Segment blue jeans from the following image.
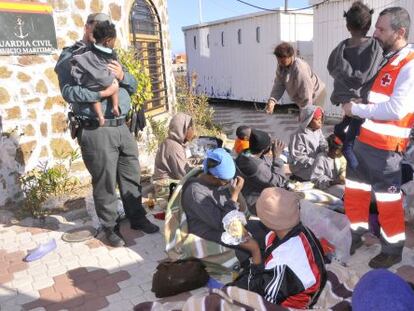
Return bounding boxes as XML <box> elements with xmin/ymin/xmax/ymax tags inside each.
<box><xmin>334</xmin><ymin>116</ymin><xmax>364</xmax><ymax>169</ymax></box>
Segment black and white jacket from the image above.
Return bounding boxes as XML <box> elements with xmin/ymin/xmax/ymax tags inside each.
<box><xmin>246</xmin><ymin>223</ymin><xmax>327</xmax><ymax>309</ymax></box>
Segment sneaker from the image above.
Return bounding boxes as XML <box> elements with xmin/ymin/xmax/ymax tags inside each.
<box><xmin>350</xmin><ymin>236</ymin><xmax>364</xmax><ymax>255</ymax></box>
<box><xmin>368</xmin><ymin>252</ymin><xmax>402</xmax><ymax>269</ymax></box>
<box><xmin>104</xmin><ymin>228</ymin><xmax>125</xmax><ymax>247</ymax></box>
<box><xmin>130</xmin><ymin>217</ymin><xmax>160</xmax><ymax>234</ymax></box>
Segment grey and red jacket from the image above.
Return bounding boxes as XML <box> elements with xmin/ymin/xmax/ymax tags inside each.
<box><xmin>246</xmin><ymin>223</ymin><xmax>327</xmax><ymax>309</ymax></box>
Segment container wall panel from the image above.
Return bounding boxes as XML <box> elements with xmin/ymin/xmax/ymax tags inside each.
<box><xmin>184</xmin><ymin>12</ymin><xmax>313</xmax><ymax>105</ymax></box>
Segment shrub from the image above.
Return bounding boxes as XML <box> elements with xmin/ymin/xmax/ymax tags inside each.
<box><xmin>144</xmin><ymin>74</ymin><xmax>223</xmax><ymax>155</ymax></box>
<box><xmin>19</xmin><ymin>151</ymin><xmax>81</xmax><ymax>218</ymax></box>
<box><xmin>175</xmin><ymin>74</ymin><xmax>221</xmax><ymax>137</ymax></box>
<box><xmin>117</xmin><ymin>48</ymin><xmax>152</xmax><ymax>111</ymax></box>
<box><xmin>146</xmin><ymin>116</ymin><xmax>168</xmax><ymax>154</ymax></box>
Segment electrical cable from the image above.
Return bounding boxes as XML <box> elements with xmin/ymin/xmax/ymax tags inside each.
<box><xmin>234</xmin><ymin>0</ymin><xmax>278</xmax><ymax>11</ymax></box>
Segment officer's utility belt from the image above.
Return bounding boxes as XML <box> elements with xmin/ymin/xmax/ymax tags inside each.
<box><xmin>80</xmin><ymin>117</ymin><xmax>126</xmax><ymax>128</ymax></box>
<box><xmin>68</xmin><ymin>112</ymin><xmax>126</xmax><ymax>139</ymax></box>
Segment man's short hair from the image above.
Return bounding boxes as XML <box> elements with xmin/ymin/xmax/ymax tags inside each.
<box><xmin>273</xmin><ymin>42</ymin><xmax>295</xmax><ymax>58</ymax></box>
<box><xmin>379</xmin><ymin>7</ymin><xmax>411</xmax><ymax>39</ymax></box>
<box><xmin>86</xmin><ymin>13</ymin><xmax>111</xmax><ymax>25</ymax></box>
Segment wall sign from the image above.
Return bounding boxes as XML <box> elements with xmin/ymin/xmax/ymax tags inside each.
<box><xmin>0</xmin><ymin>1</ymin><xmax>57</xmax><ymax>55</ymax></box>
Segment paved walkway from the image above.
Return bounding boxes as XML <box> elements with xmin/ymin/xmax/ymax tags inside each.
<box><xmin>0</xmin><ymin>104</ymin><xmax>413</xmax><ymax>310</ymax></box>
<box><xmin>0</xmin><ymin>210</ymin><xmax>165</xmax><ymax>311</ymax></box>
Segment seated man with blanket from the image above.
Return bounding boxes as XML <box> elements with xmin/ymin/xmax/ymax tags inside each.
<box><xmin>164</xmin><ymin>148</ymin><xmax>245</xmax><ymax>273</ymax></box>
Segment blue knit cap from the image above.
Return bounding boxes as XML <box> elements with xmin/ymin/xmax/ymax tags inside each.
<box><xmin>203</xmin><ymin>148</ymin><xmax>235</xmax><ymax>180</ymax></box>
<box><xmin>353</xmin><ymin>269</ymin><xmax>414</xmax><ymax>311</ymax></box>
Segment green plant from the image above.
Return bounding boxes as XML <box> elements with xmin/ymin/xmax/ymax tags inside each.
<box><xmin>146</xmin><ymin>116</ymin><xmax>168</xmax><ymax>154</ymax></box>
<box><xmin>175</xmin><ymin>74</ymin><xmax>222</xmax><ymax>137</ymax></box>
<box><xmin>117</xmin><ymin>48</ymin><xmax>152</xmax><ymax>111</ymax></box>
<box><xmin>19</xmin><ymin>150</ymin><xmax>81</xmax><ymax>218</ymax></box>
<box><xmin>143</xmin><ymin>73</ymin><xmax>223</xmax><ymax>154</ymax></box>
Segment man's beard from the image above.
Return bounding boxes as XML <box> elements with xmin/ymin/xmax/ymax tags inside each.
<box><xmin>381</xmin><ymin>42</ymin><xmax>393</xmax><ymax>54</ymax></box>
<box><xmin>378</xmin><ymin>37</ymin><xmax>396</xmax><ymax>54</ymax></box>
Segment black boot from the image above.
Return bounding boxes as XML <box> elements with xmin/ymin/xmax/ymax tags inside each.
<box><xmin>368</xmin><ymin>252</ymin><xmax>402</xmax><ymax>269</ymax></box>
<box><xmin>104</xmin><ymin>227</ymin><xmax>125</xmax><ymax>247</ymax></box>
<box><xmin>130</xmin><ymin>217</ymin><xmax>159</xmax><ymax>234</ymax></box>
<box><xmin>369</xmin><ymin>239</ymin><xmax>404</xmax><ymax>268</ymax></box>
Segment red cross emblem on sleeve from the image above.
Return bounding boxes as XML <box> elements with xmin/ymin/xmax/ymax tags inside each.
<box><xmin>381</xmin><ymin>73</ymin><xmax>392</xmax><ymax>86</ymax></box>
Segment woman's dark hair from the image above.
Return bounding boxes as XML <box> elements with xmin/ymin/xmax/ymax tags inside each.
<box><xmin>273</xmin><ymin>42</ymin><xmax>295</xmax><ymax>58</ymax></box>
<box><xmin>343</xmin><ymin>1</ymin><xmax>374</xmax><ymax>36</ymax></box>
<box><xmin>93</xmin><ymin>21</ymin><xmax>116</xmax><ymax>43</ymax></box>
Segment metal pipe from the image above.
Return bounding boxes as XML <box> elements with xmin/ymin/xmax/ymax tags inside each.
<box><xmin>285</xmin><ymin>0</ymin><xmax>288</xmax><ymax>12</ymax></box>
<box><xmin>199</xmin><ymin>0</ymin><xmax>203</xmax><ymax>23</ymax></box>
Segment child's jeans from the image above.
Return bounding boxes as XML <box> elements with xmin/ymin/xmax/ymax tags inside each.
<box><xmin>402</xmin><ymin>163</ymin><xmax>414</xmax><ymax>185</ymax></box>
<box><xmin>334</xmin><ymin>116</ymin><xmax>364</xmax><ymax>170</ymax></box>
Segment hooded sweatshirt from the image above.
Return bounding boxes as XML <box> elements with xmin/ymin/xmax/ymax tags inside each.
<box><xmin>236</xmin><ymin>152</ymin><xmax>286</xmax><ymax>215</ymax></box>
<box><xmin>310</xmin><ymin>154</ymin><xmax>343</xmax><ymax>190</ymax></box>
<box><xmin>153</xmin><ymin>113</ymin><xmax>192</xmax><ymax>180</ymax></box>
<box><xmin>71</xmin><ymin>43</ymin><xmax>118</xmax><ymax>91</ymax></box>
<box><xmin>327</xmin><ymin>37</ymin><xmax>383</xmax><ymax>105</ymax></box>
<box><xmin>288</xmin><ymin>106</ymin><xmax>328</xmax><ymax>181</ymax></box>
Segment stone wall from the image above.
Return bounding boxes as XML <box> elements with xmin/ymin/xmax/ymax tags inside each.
<box><xmin>0</xmin><ymin>0</ymin><xmax>176</xmax><ymax>207</ymax></box>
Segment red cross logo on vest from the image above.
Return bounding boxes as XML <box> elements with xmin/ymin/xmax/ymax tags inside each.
<box><xmin>381</xmin><ymin>73</ymin><xmax>392</xmax><ymax>86</ymax></box>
